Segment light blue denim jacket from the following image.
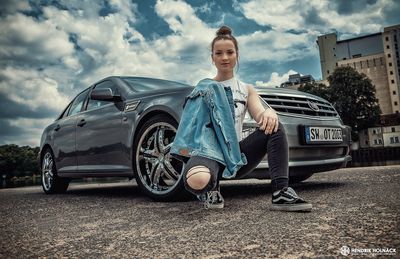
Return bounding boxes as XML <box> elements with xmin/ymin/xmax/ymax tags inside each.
<box><xmin>171</xmin><ymin>78</ymin><xmax>247</xmax><ymax>179</ymax></box>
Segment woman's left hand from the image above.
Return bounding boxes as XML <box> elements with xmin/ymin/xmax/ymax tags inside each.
<box><xmin>258</xmin><ymin>108</ymin><xmax>279</xmax><ymax>135</ymax></box>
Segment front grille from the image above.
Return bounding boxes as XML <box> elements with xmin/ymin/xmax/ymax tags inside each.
<box><xmin>260</xmin><ymin>94</ymin><xmax>338</xmax><ymax>117</ymax></box>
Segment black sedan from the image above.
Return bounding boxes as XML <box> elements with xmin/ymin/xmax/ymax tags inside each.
<box><xmin>39</xmin><ymin>76</ymin><xmax>351</xmax><ymax>200</ymax></box>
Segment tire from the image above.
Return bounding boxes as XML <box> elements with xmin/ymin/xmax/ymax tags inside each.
<box><xmin>41</xmin><ymin>148</ymin><xmax>70</xmax><ymax>194</ymax></box>
<box><xmin>289</xmin><ymin>173</ymin><xmax>313</xmax><ymax>184</ymax></box>
<box><xmin>133</xmin><ymin>114</ymin><xmax>186</xmax><ymax>201</ymax></box>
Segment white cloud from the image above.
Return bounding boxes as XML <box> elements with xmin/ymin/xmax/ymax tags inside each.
<box><xmin>0</xmin><ymin>67</ymin><xmax>70</xmax><ymax>112</ymax></box>
<box><xmin>237</xmin><ymin>30</ymin><xmax>318</xmax><ymax>62</ymax></box>
<box><xmin>241</xmin><ymin>0</ymin><xmax>303</xmax><ymax>32</ymax></box>
<box><xmin>240</xmin><ymin>0</ymin><xmax>391</xmax><ymax>35</ymax></box>
<box><xmin>255</xmin><ymin>70</ymin><xmax>298</xmax><ymax>87</ymax></box>
<box><xmin>0</xmin><ymin>13</ymin><xmax>76</xmax><ymax>63</ymax></box>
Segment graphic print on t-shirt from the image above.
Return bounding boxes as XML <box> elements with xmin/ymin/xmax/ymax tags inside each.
<box><xmin>220</xmin><ymin>77</ymin><xmax>248</xmax><ymax>140</ymax></box>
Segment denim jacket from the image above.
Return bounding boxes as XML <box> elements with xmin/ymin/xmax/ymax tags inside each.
<box><xmin>170</xmin><ymin>78</ymin><xmax>247</xmax><ymax>179</ymax></box>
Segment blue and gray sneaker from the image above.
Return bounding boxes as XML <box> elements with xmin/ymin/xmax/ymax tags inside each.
<box><xmin>271</xmin><ymin>187</ymin><xmax>312</xmax><ymax>212</ymax></box>
<box><xmin>198</xmin><ymin>187</ymin><xmax>224</xmax><ymax>209</ymax></box>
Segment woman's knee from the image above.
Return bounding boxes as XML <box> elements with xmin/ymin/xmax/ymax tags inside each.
<box><xmin>186</xmin><ymin>166</ymin><xmax>211</xmax><ymax>190</ymax></box>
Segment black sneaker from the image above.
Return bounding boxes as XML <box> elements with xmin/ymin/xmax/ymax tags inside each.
<box><xmin>271</xmin><ymin>187</ymin><xmax>312</xmax><ymax>212</ymax></box>
<box><xmin>198</xmin><ymin>187</ymin><xmax>225</xmax><ymax>209</ymax></box>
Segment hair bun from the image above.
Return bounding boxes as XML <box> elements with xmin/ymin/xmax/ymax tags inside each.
<box><xmin>216</xmin><ymin>26</ymin><xmax>232</xmax><ymax>36</ymax></box>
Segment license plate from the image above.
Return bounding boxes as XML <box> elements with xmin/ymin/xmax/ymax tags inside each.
<box><xmin>304</xmin><ymin>126</ymin><xmax>343</xmax><ymax>144</ymax></box>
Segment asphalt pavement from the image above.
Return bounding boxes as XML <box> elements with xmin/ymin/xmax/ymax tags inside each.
<box><xmin>0</xmin><ymin>165</ymin><xmax>399</xmax><ymax>258</ymax></box>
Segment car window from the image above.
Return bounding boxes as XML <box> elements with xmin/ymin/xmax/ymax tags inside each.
<box><xmin>86</xmin><ymin>80</ymin><xmax>118</xmax><ymax>111</ymax></box>
<box><xmin>67</xmin><ymin>89</ymin><xmax>90</xmax><ymax>116</ymax></box>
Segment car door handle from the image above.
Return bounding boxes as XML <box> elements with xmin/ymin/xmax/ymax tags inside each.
<box><xmin>54</xmin><ymin>124</ymin><xmax>61</xmax><ymax>131</ymax></box>
<box><xmin>77</xmin><ymin>119</ymin><xmax>86</xmax><ymax>127</ymax></box>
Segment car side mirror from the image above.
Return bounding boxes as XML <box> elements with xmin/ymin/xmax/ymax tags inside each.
<box><xmin>91</xmin><ymin>88</ymin><xmax>121</xmax><ymax>102</ymax></box>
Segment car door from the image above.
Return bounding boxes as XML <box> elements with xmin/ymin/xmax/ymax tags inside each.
<box><xmin>53</xmin><ymin>88</ymin><xmax>90</xmax><ymax>173</ymax></box>
<box><xmin>75</xmin><ymin>80</ymin><xmax>128</xmax><ymax>174</ymax></box>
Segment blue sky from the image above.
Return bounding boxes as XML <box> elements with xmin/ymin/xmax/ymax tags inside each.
<box><xmin>0</xmin><ymin>0</ymin><xmax>399</xmax><ymax>146</ymax></box>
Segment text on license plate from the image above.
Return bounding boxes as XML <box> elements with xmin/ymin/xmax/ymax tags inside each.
<box><xmin>305</xmin><ymin>126</ymin><xmax>343</xmax><ymax>143</ymax></box>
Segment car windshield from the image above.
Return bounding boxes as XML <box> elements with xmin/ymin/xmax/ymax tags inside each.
<box><xmin>121</xmin><ymin>77</ymin><xmax>191</xmax><ymax>93</ymax></box>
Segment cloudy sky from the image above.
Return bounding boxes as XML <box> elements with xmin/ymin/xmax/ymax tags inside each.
<box><xmin>0</xmin><ymin>0</ymin><xmax>399</xmax><ymax>147</ymax></box>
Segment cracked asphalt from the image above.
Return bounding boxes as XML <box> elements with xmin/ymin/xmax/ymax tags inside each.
<box><xmin>0</xmin><ymin>165</ymin><xmax>399</xmax><ymax>258</ymax></box>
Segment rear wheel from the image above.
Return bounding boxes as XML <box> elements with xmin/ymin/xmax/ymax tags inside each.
<box><xmin>134</xmin><ymin>114</ymin><xmax>185</xmax><ymax>201</ymax></box>
<box><xmin>41</xmin><ymin>148</ymin><xmax>70</xmax><ymax>194</ymax></box>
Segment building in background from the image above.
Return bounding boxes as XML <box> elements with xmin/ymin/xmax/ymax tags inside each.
<box><xmin>317</xmin><ymin>24</ymin><xmax>400</xmax><ymax>115</ymax></box>
<box><xmin>359</xmin><ymin>125</ymin><xmax>400</xmax><ymax>148</ymax></box>
<box><xmin>279</xmin><ymin>73</ymin><xmax>315</xmax><ymax>89</ymax></box>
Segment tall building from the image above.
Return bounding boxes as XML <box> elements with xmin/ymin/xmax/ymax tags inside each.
<box><xmin>317</xmin><ymin>25</ymin><xmax>400</xmax><ymax>115</ymax></box>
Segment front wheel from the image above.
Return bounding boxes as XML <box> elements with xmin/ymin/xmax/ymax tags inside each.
<box><xmin>41</xmin><ymin>149</ymin><xmax>70</xmax><ymax>194</ymax></box>
<box><xmin>133</xmin><ymin>114</ymin><xmax>186</xmax><ymax>201</ymax></box>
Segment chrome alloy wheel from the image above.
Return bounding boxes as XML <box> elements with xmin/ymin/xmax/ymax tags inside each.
<box><xmin>135</xmin><ymin>122</ymin><xmax>184</xmax><ymax>195</ymax></box>
<box><xmin>42</xmin><ymin>152</ymin><xmax>54</xmax><ymax>191</ymax></box>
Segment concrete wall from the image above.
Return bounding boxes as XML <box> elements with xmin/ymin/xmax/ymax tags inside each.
<box><xmin>338</xmin><ymin>53</ymin><xmax>392</xmax><ymax>115</ymax></box>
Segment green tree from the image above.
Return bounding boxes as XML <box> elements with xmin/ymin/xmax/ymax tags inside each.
<box><xmin>298</xmin><ymin>66</ymin><xmax>381</xmax><ymax>141</ymax></box>
<box><xmin>298</xmin><ymin>81</ymin><xmax>330</xmax><ymax>100</ymax></box>
<box><xmin>0</xmin><ymin>144</ymin><xmax>40</xmax><ymax>179</ymax></box>
<box><xmin>328</xmin><ymin>66</ymin><xmax>381</xmax><ymax>140</ymax></box>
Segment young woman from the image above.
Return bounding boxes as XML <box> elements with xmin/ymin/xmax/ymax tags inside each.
<box><xmin>171</xmin><ymin>26</ymin><xmax>312</xmax><ymax>212</ymax></box>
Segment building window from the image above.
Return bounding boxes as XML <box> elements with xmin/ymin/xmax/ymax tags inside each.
<box><xmin>360</xmin><ymin>61</ymin><xmax>363</xmax><ymax>68</ymax></box>
<box><xmin>392</xmin><ymin>136</ymin><xmax>400</xmax><ymax>143</ymax></box>
<box><xmin>387</xmin><ymin>45</ymin><xmax>390</xmax><ymax>49</ymax></box>
<box><xmin>395</xmin><ymin>101</ymin><xmax>398</xmax><ymax>106</ymax></box>
<box><xmin>389</xmin><ymin>62</ymin><xmax>392</xmax><ymax>66</ymax></box>
<box><xmin>374</xmin><ymin>139</ymin><xmax>378</xmax><ymax>145</ymax></box>
<box><xmin>390</xmin><ymin>71</ymin><xmax>394</xmax><ymax>75</ymax></box>
<box><xmin>392</xmin><ymin>127</ymin><xmax>396</xmax><ymax>132</ymax></box>
<box><xmin>386</xmin><ymin>36</ymin><xmax>389</xmax><ymax>41</ymax></box>
<box><xmin>327</xmin><ymin>70</ymin><xmax>330</xmax><ymax>74</ymax></box>
<box><xmin>392</xmin><ymin>80</ymin><xmax>395</xmax><ymax>84</ymax></box>
<box><xmin>336</xmin><ymin>62</ymin><xmax>338</xmax><ymax>67</ymax></box>
<box><xmin>388</xmin><ymin>53</ymin><xmax>391</xmax><ymax>58</ymax></box>
<box><xmin>373</xmin><ymin>58</ymin><xmax>376</xmax><ymax>66</ymax></box>
<box><xmin>378</xmin><ymin>139</ymin><xmax>383</xmax><ymax>144</ymax></box>
<box><xmin>372</xmin><ymin>129</ymin><xmax>377</xmax><ymax>134</ymax></box>
<box><xmin>380</xmin><ymin>57</ymin><xmax>384</xmax><ymax>65</ymax></box>
<box><xmin>365</xmin><ymin>140</ymin><xmax>369</xmax><ymax>145</ymax></box>
<box><xmin>394</xmin><ymin>91</ymin><xmax>397</xmax><ymax>95</ymax></box>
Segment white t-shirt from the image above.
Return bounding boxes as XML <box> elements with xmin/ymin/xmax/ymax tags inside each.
<box><xmin>220</xmin><ymin>77</ymin><xmax>249</xmax><ymax>140</ymax></box>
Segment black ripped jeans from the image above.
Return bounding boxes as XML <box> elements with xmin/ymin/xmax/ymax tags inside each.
<box><xmin>183</xmin><ymin>123</ymin><xmax>289</xmax><ymax>195</ymax></box>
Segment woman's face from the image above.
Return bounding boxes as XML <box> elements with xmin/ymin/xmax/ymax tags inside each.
<box><xmin>212</xmin><ymin>39</ymin><xmax>237</xmax><ymax>73</ymax></box>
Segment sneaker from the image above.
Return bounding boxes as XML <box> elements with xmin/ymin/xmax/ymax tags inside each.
<box><xmin>271</xmin><ymin>187</ymin><xmax>312</xmax><ymax>212</ymax></box>
<box><xmin>200</xmin><ymin>187</ymin><xmax>225</xmax><ymax>209</ymax></box>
